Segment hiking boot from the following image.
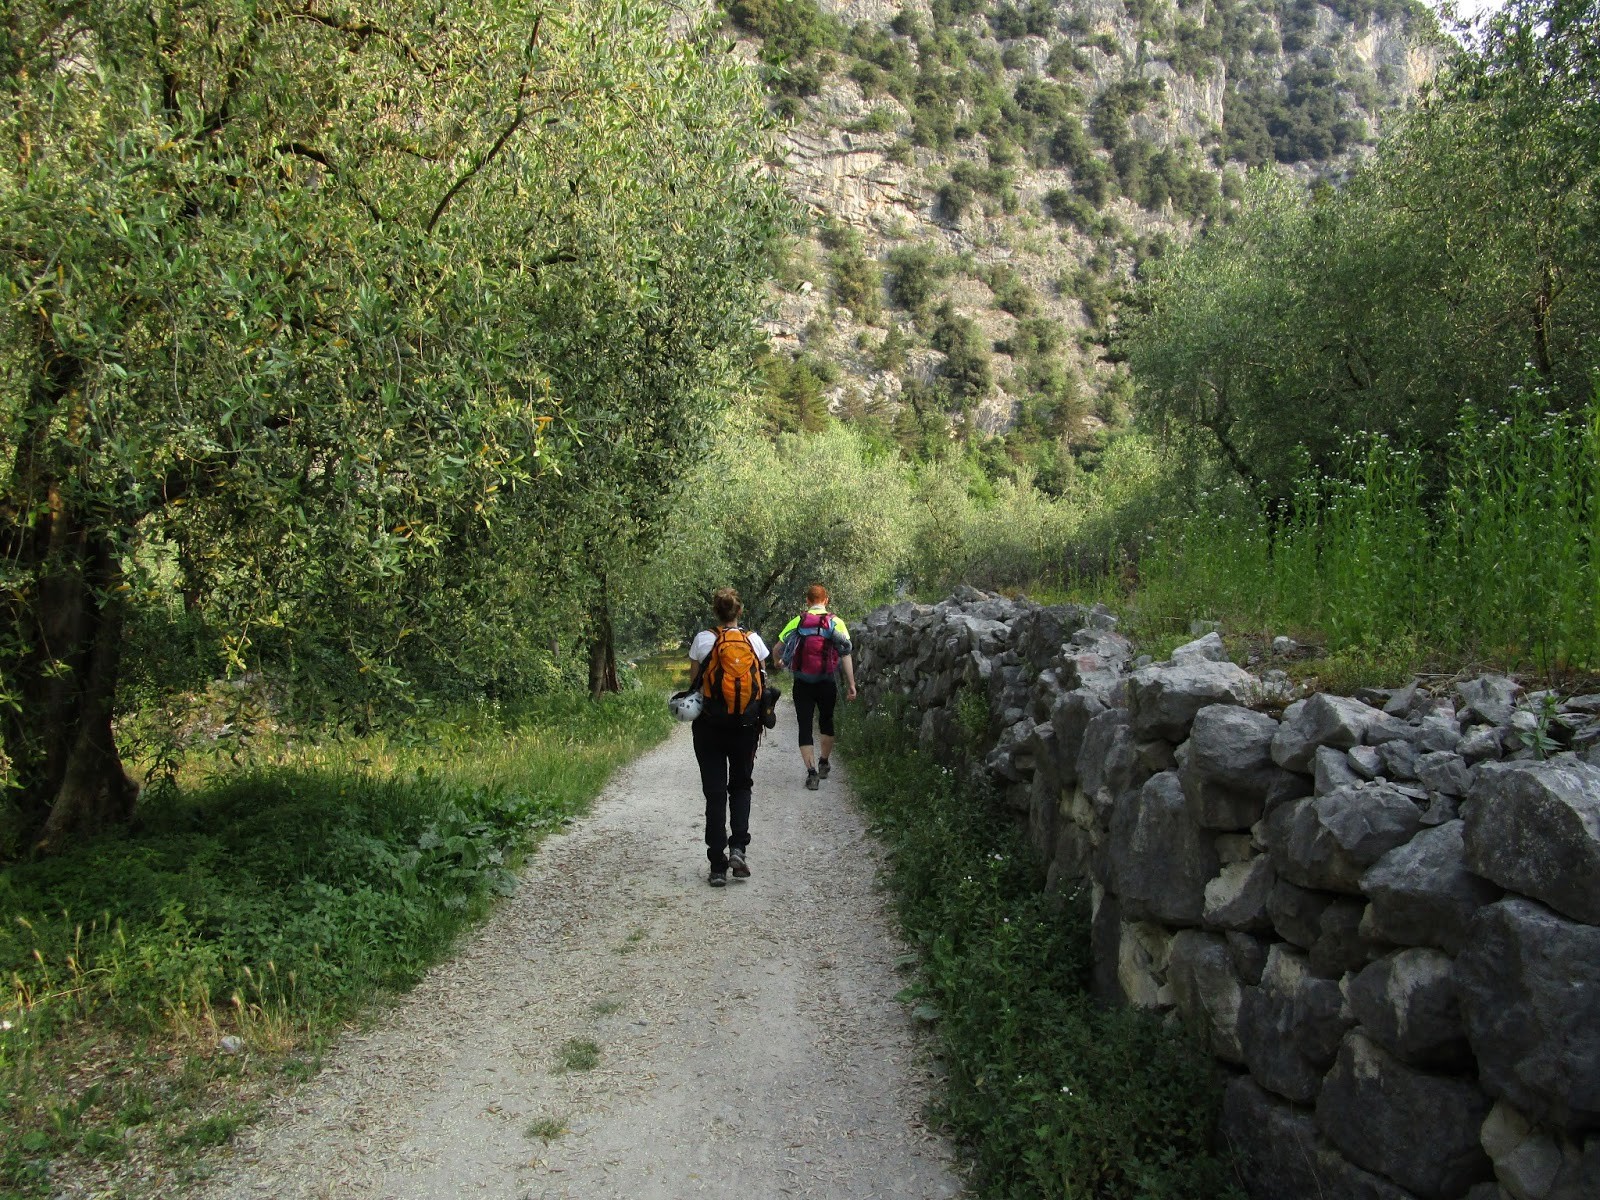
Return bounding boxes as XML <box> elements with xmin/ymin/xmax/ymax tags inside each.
<box><xmin>709</xmin><ymin>867</ymin><xmax>727</xmax><ymax>888</ymax></box>
<box><xmin>805</xmin><ymin>769</ymin><xmax>820</xmax><ymax>791</ymax></box>
<box><xmin>817</xmin><ymin>758</ymin><xmax>831</xmax><ymax>779</ymax></box>
<box><xmin>730</xmin><ymin>847</ymin><xmax>751</xmax><ymax>879</ymax></box>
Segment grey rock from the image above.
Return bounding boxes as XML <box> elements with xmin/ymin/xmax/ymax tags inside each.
<box><xmin>1347</xmin><ymin>948</ymin><xmax>1470</xmax><ymax>1068</ymax></box>
<box><xmin>1463</xmin><ymin>1188</ymin><xmax>1511</xmax><ymax>1200</ymax></box>
<box><xmin>1223</xmin><ymin>1077</ymin><xmax>1419</xmax><ymax>1200</ymax></box>
<box><xmin>1115</xmin><ymin>919</ymin><xmax>1173</xmax><ymax>1009</ymax></box>
<box><xmin>1134</xmin><ymin>738</ymin><xmax>1177</xmax><ymax>774</ymax></box>
<box><xmin>1272</xmin><ymin>635</ymin><xmax>1299</xmax><ymax>655</ymax></box>
<box><xmin>1316</xmin><ymin>1030</ymin><xmax>1493</xmax><ymax>1198</ymax></box>
<box><xmin>1273</xmin><ymin>693</ymin><xmax>1411</xmax><ymax>773</ymax></box>
<box><xmin>1027</xmin><ymin>771</ymin><xmax>1059</xmax><ymax>864</ymax></box>
<box><xmin>1076</xmin><ymin>707</ymin><xmax>1131</xmax><ymax>802</ymax></box>
<box><xmin>1349</xmin><ymin>744</ymin><xmax>1383</xmax><ymax>779</ymax></box>
<box><xmin>1415</xmin><ymin>712</ymin><xmax>1464</xmax><ymax>754</ymax></box>
<box><xmin>1316</xmin><ymin>745</ymin><xmax>1365</xmax><ymax>794</ymax></box>
<box><xmin>1171</xmin><ymin>630</ymin><xmax>1227</xmax><ymax>664</ymax></box>
<box><xmin>1266</xmin><ymin>783</ymin><xmax>1426</xmax><ymax>894</ymax></box>
<box><xmin>1011</xmin><ymin>604</ymin><xmax>1085</xmax><ymax>671</ymax></box>
<box><xmin>1360</xmin><ymin>821</ymin><xmax>1501</xmax><ymax>954</ymax></box>
<box><xmin>1380</xmin><ymin>738</ymin><xmax>1422</xmax><ymax>780</ymax></box>
<box><xmin>1203</xmin><ymin>856</ymin><xmax>1275</xmax><ymax>933</ymax></box>
<box><xmin>985</xmin><ymin>718</ymin><xmax>1037</xmax><ymax>782</ymax></box>
<box><xmin>1459</xmin><ymin>674</ymin><xmax>1524</xmax><ymax>726</ymax></box>
<box><xmin>1239</xmin><ymin>944</ymin><xmax>1352</xmax><ymax>1104</ymax></box>
<box><xmin>1421</xmin><ymin>792</ymin><xmax>1461</xmax><ymax>827</ymax></box>
<box><xmin>1049</xmin><ymin>689</ymin><xmax>1107</xmax><ymax>787</ymax></box>
<box><xmin>1167</xmin><ymin>930</ymin><xmax>1244</xmax><ymax>1063</ymax></box>
<box><xmin>1459</xmin><ymin>725</ymin><xmax>1508</xmax><ymax>765</ymax></box>
<box><xmin>1384</xmin><ymin>680</ymin><xmax>1424</xmax><ymax>717</ymax></box>
<box><xmin>1269</xmin><ymin>878</ymin><xmax>1340</xmax><ymax>949</ymax></box>
<box><xmin>1416</xmin><ymin>751</ymin><xmax>1474</xmax><ymax>796</ymax></box>
<box><xmin>1462</xmin><ymin>759</ymin><xmax>1600</xmax><ymax>924</ymax></box>
<box><xmin>1109</xmin><ymin>772</ymin><xmax>1219</xmax><ymax>927</ymax></box>
<box><xmin>1132</xmin><ymin>653</ymin><xmax>1153</xmax><ymax>668</ymax></box>
<box><xmin>1126</xmin><ymin>659</ymin><xmax>1259</xmax><ymax>744</ymax></box>
<box><xmin>1181</xmin><ymin>705</ymin><xmax>1301</xmax><ymax>830</ymax></box>
<box><xmin>1310</xmin><ymin>897</ymin><xmax>1386</xmax><ymax>978</ymax></box>
<box><xmin>1479</xmin><ymin>1100</ymin><xmax>1600</xmax><ymax>1200</ymax></box>
<box><xmin>1214</xmin><ymin>832</ymin><xmax>1254</xmax><ymax>863</ymax></box>
<box><xmin>1089</xmin><ymin>889</ymin><xmax>1123</xmax><ymax>1005</ymax></box>
<box><xmin>1226</xmin><ymin>931</ymin><xmax>1269</xmax><ymax>985</ymax></box>
<box><xmin>1456</xmin><ymin>898</ymin><xmax>1600</xmax><ymax>1132</ymax></box>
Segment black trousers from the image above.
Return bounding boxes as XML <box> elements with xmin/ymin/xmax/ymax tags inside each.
<box><xmin>692</xmin><ymin>719</ymin><xmax>759</xmax><ymax>871</ymax></box>
<box><xmin>792</xmin><ymin>678</ymin><xmax>838</xmax><ymax>748</ymax></box>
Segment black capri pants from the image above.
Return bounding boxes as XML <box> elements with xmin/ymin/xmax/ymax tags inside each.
<box><xmin>792</xmin><ymin>678</ymin><xmax>837</xmax><ymax>748</ymax></box>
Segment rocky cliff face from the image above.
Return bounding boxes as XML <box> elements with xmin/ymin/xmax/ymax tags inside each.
<box><xmin>732</xmin><ymin>0</ymin><xmax>1445</xmax><ymax>452</ymax></box>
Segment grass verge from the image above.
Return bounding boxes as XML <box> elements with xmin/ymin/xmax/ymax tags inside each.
<box><xmin>850</xmin><ymin>703</ymin><xmax>1241</xmax><ymax>1200</ymax></box>
<box><xmin>0</xmin><ymin>686</ymin><xmax>672</xmax><ymax>1198</ymax></box>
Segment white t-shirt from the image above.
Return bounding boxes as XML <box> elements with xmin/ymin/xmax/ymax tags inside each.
<box><xmin>689</xmin><ymin>627</ymin><xmax>769</xmax><ymax>664</ymax></box>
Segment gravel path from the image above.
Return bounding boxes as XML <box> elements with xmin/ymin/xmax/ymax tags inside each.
<box><xmin>196</xmin><ymin>705</ymin><xmax>964</xmax><ymax>1200</ymax></box>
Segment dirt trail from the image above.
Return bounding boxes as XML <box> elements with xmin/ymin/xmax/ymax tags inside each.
<box><xmin>196</xmin><ymin>704</ymin><xmax>963</xmax><ymax>1200</ymax></box>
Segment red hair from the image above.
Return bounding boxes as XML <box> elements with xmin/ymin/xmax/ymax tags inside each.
<box><xmin>805</xmin><ymin>584</ymin><xmax>829</xmax><ymax>606</ymax></box>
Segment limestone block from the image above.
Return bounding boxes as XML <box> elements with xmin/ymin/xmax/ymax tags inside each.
<box><xmin>1316</xmin><ymin>1030</ymin><xmax>1493</xmax><ymax>1198</ymax></box>
<box><xmin>1109</xmin><ymin>771</ymin><xmax>1219</xmax><ymax>927</ymax></box>
<box><xmin>1360</xmin><ymin>821</ymin><xmax>1501</xmax><ymax>954</ymax></box>
<box><xmin>1167</xmin><ymin>929</ymin><xmax>1245</xmax><ymax>1063</ymax></box>
<box><xmin>1462</xmin><ymin>759</ymin><xmax>1600</xmax><ymax>924</ymax></box>
<box><xmin>1127</xmin><ymin>659</ymin><xmax>1258</xmax><ymax>743</ymax></box>
<box><xmin>1266</xmin><ymin>783</ymin><xmax>1426</xmax><ymax>894</ymax></box>
<box><xmin>1239</xmin><ymin>944</ymin><xmax>1351</xmax><ymax>1105</ymax></box>
<box><xmin>1203</xmin><ymin>856</ymin><xmax>1275</xmax><ymax>934</ymax></box>
<box><xmin>1346</xmin><ymin>948</ymin><xmax>1470</xmax><ymax>1068</ymax></box>
<box><xmin>1273</xmin><ymin>693</ymin><xmax>1412</xmax><ymax>773</ymax></box>
<box><xmin>1455</xmin><ymin>898</ymin><xmax>1600</xmax><ymax>1132</ymax></box>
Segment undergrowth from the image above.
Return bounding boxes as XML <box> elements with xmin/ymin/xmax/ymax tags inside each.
<box><xmin>1130</xmin><ymin>384</ymin><xmax>1600</xmax><ymax>681</ymax></box>
<box><xmin>0</xmin><ymin>686</ymin><xmax>672</xmax><ymax>1197</ymax></box>
<box><xmin>850</xmin><ymin>703</ymin><xmax>1241</xmax><ymax>1200</ymax></box>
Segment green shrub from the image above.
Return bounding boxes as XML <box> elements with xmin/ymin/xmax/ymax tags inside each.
<box><xmin>887</xmin><ymin>243</ymin><xmax>952</xmax><ymax>313</ymax></box>
<box><xmin>850</xmin><ymin>708</ymin><xmax>1243</xmax><ymax>1200</ymax></box>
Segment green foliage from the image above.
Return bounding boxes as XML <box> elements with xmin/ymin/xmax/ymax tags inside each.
<box><xmin>823</xmin><ymin>222</ymin><xmax>884</xmax><ymax>323</ymax></box>
<box><xmin>0</xmin><ymin>0</ymin><xmax>785</xmax><ymax>842</ymax></box>
<box><xmin>622</xmin><ymin>421</ymin><xmax>915</xmax><ymax>637</ymax></box>
<box><xmin>850</xmin><ymin>707</ymin><xmax>1242</xmax><ymax>1200</ymax></box>
<box><xmin>1123</xmin><ymin>0</ymin><xmax>1599</xmax><ymax>506</ymax></box>
<box><xmin>724</xmin><ymin>0</ymin><xmax>843</xmax><ymax>63</ymax></box>
<box><xmin>931</xmin><ymin>302</ymin><xmax>994</xmax><ymax>407</ymax></box>
<box><xmin>982</xmin><ymin>266</ymin><xmax>1036</xmax><ymax>317</ymax></box>
<box><xmin>1135</xmin><ymin>384</ymin><xmax>1600</xmax><ymax>671</ymax></box>
<box><xmin>886</xmin><ymin>243</ymin><xmax>953</xmax><ymax>314</ymax></box>
<box><xmin>0</xmin><ymin>688</ymin><xmax>672</xmax><ymax>1188</ymax></box>
<box><xmin>756</xmin><ymin>353</ymin><xmax>834</xmax><ymax>435</ymax></box>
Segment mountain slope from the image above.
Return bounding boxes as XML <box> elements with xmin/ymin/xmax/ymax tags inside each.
<box><xmin>731</xmin><ymin>0</ymin><xmax>1446</xmax><ymax>484</ymax></box>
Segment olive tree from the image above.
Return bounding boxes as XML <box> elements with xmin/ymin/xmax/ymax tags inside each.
<box><xmin>0</xmin><ymin>0</ymin><xmax>782</xmax><ymax>848</ymax></box>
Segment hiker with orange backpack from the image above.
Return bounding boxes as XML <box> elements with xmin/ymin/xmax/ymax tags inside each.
<box><xmin>684</xmin><ymin>587</ymin><xmax>770</xmax><ymax>888</ymax></box>
<box><xmin>777</xmin><ymin>584</ymin><xmax>857</xmax><ymax>791</ymax></box>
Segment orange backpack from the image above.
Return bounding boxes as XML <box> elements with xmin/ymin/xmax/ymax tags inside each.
<box><xmin>701</xmin><ymin>628</ymin><xmax>764</xmax><ymax>725</ymax></box>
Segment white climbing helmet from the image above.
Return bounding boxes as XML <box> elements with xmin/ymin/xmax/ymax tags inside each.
<box><xmin>668</xmin><ymin>690</ymin><xmax>703</xmax><ymax>723</ymax></box>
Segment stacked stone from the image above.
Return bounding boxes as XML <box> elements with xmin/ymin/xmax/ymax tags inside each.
<box><xmin>857</xmin><ymin>590</ymin><xmax>1600</xmax><ymax>1200</ymax></box>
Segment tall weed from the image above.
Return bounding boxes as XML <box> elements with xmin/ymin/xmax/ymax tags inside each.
<box><xmin>1134</xmin><ymin>382</ymin><xmax>1600</xmax><ymax>672</ymax></box>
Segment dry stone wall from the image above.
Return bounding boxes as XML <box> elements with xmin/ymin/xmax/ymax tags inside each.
<box><xmin>857</xmin><ymin>589</ymin><xmax>1600</xmax><ymax>1200</ymax></box>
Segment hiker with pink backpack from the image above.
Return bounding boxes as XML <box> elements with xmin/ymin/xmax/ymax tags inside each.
<box><xmin>777</xmin><ymin>584</ymin><xmax>858</xmax><ymax>791</ymax></box>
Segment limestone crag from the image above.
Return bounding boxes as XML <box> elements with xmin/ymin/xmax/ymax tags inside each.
<box><xmin>858</xmin><ymin>592</ymin><xmax>1600</xmax><ymax>1200</ymax></box>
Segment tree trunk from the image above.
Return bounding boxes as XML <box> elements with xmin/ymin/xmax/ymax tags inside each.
<box><xmin>0</xmin><ymin>333</ymin><xmax>138</xmax><ymax>854</ymax></box>
<box><xmin>586</xmin><ymin>578</ymin><xmax>620</xmax><ymax>699</ymax></box>
<box><xmin>1</xmin><ymin>512</ymin><xmax>138</xmax><ymax>853</ymax></box>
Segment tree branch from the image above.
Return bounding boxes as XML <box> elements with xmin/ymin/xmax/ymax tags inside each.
<box><xmin>425</xmin><ymin>14</ymin><xmax>543</xmax><ymax>235</ymax></box>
